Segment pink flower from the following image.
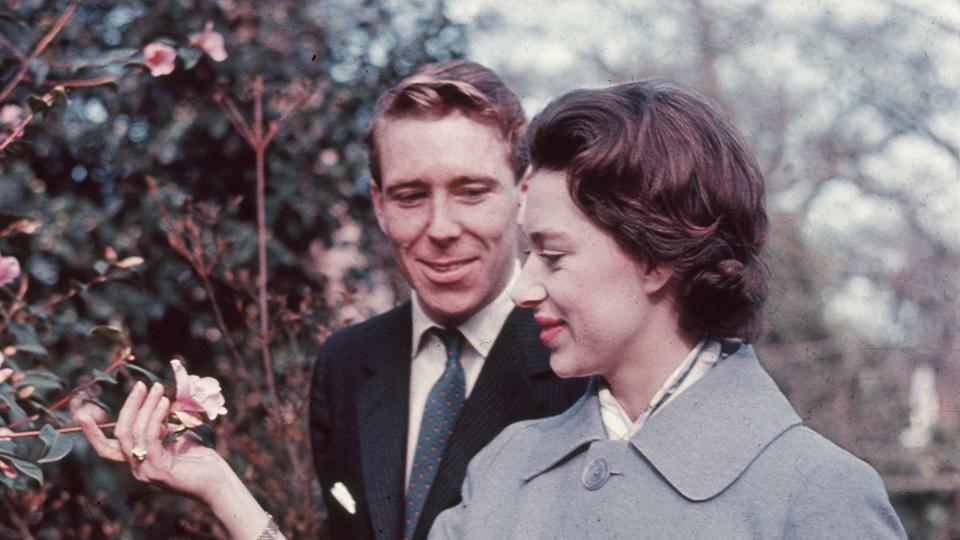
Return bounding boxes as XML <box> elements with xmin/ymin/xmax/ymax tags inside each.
<box><xmin>191</xmin><ymin>21</ymin><xmax>227</xmax><ymax>62</ymax></box>
<box><xmin>0</xmin><ymin>429</ymin><xmax>14</xmax><ymax>478</ymax></box>
<box><xmin>143</xmin><ymin>42</ymin><xmax>177</xmax><ymax>77</ymax></box>
<box><xmin>0</xmin><ymin>104</ymin><xmax>24</xmax><ymax>126</ymax></box>
<box><xmin>0</xmin><ymin>252</ymin><xmax>20</xmax><ymax>287</ymax></box>
<box><xmin>0</xmin><ymin>352</ymin><xmax>12</xmax><ymax>384</ymax></box>
<box><xmin>170</xmin><ymin>359</ymin><xmax>227</xmax><ymax>428</ymax></box>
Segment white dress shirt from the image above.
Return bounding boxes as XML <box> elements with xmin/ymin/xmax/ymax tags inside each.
<box><xmin>599</xmin><ymin>338</ymin><xmax>722</xmax><ymax>440</ymax></box>
<box><xmin>405</xmin><ymin>264</ymin><xmax>520</xmax><ymax>487</ymax></box>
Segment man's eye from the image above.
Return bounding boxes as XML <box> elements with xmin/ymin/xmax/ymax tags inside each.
<box><xmin>392</xmin><ymin>192</ymin><xmax>425</xmax><ymax>204</ymax></box>
<box><xmin>458</xmin><ymin>186</ymin><xmax>490</xmax><ymax>202</ymax></box>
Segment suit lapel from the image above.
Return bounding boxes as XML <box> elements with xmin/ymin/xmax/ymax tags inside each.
<box><xmin>357</xmin><ymin>303</ymin><xmax>413</xmax><ymax>540</ymax></box>
<box><xmin>413</xmin><ymin>307</ymin><xmax>551</xmax><ymax>539</ymax></box>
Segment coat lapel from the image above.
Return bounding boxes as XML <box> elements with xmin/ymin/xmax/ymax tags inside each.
<box><xmin>631</xmin><ymin>343</ymin><xmax>803</xmax><ymax>501</ymax></box>
<box><xmin>413</xmin><ymin>307</ymin><xmax>553</xmax><ymax>539</ymax></box>
<box><xmin>357</xmin><ymin>303</ymin><xmax>413</xmax><ymax>540</ymax></box>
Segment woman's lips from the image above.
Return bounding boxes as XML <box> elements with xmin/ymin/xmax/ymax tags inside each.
<box><xmin>418</xmin><ymin>257</ymin><xmax>478</xmax><ymax>284</ymax></box>
<box><xmin>534</xmin><ymin>316</ymin><xmax>566</xmax><ymax>345</ymax></box>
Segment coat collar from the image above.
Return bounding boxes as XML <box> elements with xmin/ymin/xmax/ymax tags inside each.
<box><xmin>522</xmin><ymin>342</ymin><xmax>802</xmax><ymax>501</ymax></box>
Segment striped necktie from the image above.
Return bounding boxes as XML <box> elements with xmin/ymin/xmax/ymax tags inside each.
<box><xmin>404</xmin><ymin>327</ymin><xmax>465</xmax><ymax>540</ymax></box>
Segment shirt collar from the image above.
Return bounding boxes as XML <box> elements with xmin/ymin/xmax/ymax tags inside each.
<box><xmin>410</xmin><ymin>261</ymin><xmax>520</xmax><ymax>358</ymax></box>
<box><xmin>522</xmin><ymin>341</ymin><xmax>803</xmax><ymax>500</ymax></box>
<box><xmin>598</xmin><ymin>338</ymin><xmax>721</xmax><ymax>440</ymax></box>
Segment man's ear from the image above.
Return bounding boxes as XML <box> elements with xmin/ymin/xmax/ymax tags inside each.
<box><xmin>370</xmin><ymin>181</ymin><xmax>387</xmax><ymax>233</ymax></box>
<box><xmin>640</xmin><ymin>264</ymin><xmax>673</xmax><ymax>295</ymax></box>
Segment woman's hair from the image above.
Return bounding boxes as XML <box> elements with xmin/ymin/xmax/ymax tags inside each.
<box><xmin>527</xmin><ymin>81</ymin><xmax>769</xmax><ymax>341</ymax></box>
<box><xmin>365</xmin><ymin>60</ymin><xmax>528</xmax><ymax>186</ymax></box>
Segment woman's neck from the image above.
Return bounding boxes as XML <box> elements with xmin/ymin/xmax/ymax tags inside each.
<box><xmin>603</xmin><ymin>323</ymin><xmax>701</xmax><ymax>422</ymax></box>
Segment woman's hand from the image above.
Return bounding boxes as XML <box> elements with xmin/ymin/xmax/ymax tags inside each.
<box><xmin>77</xmin><ymin>380</ymin><xmax>227</xmax><ymax>503</ymax></box>
<box><xmin>78</xmin><ymin>380</ymin><xmax>278</xmax><ymax>539</ymax></box>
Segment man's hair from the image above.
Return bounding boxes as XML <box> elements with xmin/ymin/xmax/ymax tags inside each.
<box><xmin>527</xmin><ymin>81</ymin><xmax>769</xmax><ymax>341</ymax></box>
<box><xmin>365</xmin><ymin>60</ymin><xmax>528</xmax><ymax>186</ymax></box>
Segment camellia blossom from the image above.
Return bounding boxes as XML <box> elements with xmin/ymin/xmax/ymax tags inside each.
<box><xmin>170</xmin><ymin>359</ymin><xmax>227</xmax><ymax>428</ymax></box>
<box><xmin>0</xmin><ymin>252</ymin><xmax>20</xmax><ymax>287</ymax></box>
<box><xmin>143</xmin><ymin>42</ymin><xmax>177</xmax><ymax>77</ymax></box>
<box><xmin>0</xmin><ymin>460</ymin><xmax>14</xmax><ymax>478</ymax></box>
<box><xmin>0</xmin><ymin>352</ymin><xmax>12</xmax><ymax>384</ymax></box>
<box><xmin>190</xmin><ymin>21</ymin><xmax>227</xmax><ymax>62</ymax></box>
<box><xmin>0</xmin><ymin>429</ymin><xmax>14</xmax><ymax>478</ymax></box>
<box><xmin>0</xmin><ymin>104</ymin><xmax>24</xmax><ymax>126</ymax></box>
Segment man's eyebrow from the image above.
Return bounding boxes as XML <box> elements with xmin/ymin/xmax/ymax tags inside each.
<box><xmin>450</xmin><ymin>176</ymin><xmax>499</xmax><ymax>187</ymax></box>
<box><xmin>383</xmin><ymin>180</ymin><xmax>428</xmax><ymax>195</ymax></box>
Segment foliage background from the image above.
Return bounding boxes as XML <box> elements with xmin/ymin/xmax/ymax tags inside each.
<box><xmin>0</xmin><ymin>0</ymin><xmax>957</xmax><ymax>538</ymax></box>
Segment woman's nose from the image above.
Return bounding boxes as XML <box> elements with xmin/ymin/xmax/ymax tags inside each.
<box><xmin>510</xmin><ymin>257</ymin><xmax>547</xmax><ymax>308</ymax></box>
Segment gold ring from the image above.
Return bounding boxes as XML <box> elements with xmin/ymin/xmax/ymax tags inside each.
<box><xmin>131</xmin><ymin>446</ymin><xmax>148</xmax><ymax>462</ymax></box>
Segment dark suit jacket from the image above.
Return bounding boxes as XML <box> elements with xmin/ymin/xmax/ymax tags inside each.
<box><xmin>310</xmin><ymin>301</ymin><xmax>586</xmax><ymax>540</ymax></box>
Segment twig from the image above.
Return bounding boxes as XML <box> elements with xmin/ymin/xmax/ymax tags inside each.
<box><xmin>5</xmin><ymin>350</ymin><xmax>131</xmax><ymax>431</ymax></box>
<box><xmin>0</xmin><ymin>110</ymin><xmax>35</xmax><ymax>152</ymax></box>
<box><xmin>0</xmin><ymin>33</ymin><xmax>28</xmax><ymax>63</ymax></box>
<box><xmin>250</xmin><ymin>77</ymin><xmax>281</xmax><ymax>412</ymax></box>
<box><xmin>0</xmin><ymin>0</ymin><xmax>80</xmax><ymax>103</ymax></box>
<box><xmin>3</xmin><ymin>422</ymin><xmax>116</xmax><ymax>439</ymax></box>
<box><xmin>43</xmin><ymin>73</ymin><xmax>126</xmax><ymax>89</ymax></box>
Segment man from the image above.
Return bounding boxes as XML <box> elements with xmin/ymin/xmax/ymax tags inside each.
<box><xmin>309</xmin><ymin>60</ymin><xmax>587</xmax><ymax>540</ymax></box>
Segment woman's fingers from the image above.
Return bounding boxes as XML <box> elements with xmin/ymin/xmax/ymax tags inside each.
<box><xmin>143</xmin><ymin>396</ymin><xmax>170</xmax><ymax>466</ymax></box>
<box><xmin>131</xmin><ymin>382</ymin><xmax>165</xmax><ymax>446</ymax></box>
<box><xmin>77</xmin><ymin>413</ymin><xmax>125</xmax><ymax>462</ymax></box>
<box><xmin>113</xmin><ymin>381</ymin><xmax>148</xmax><ymax>453</ymax></box>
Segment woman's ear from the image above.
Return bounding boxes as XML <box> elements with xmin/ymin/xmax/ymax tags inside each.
<box><xmin>639</xmin><ymin>264</ymin><xmax>673</xmax><ymax>295</ymax></box>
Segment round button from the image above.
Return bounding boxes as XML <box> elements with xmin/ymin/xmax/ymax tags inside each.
<box><xmin>581</xmin><ymin>458</ymin><xmax>610</xmax><ymax>490</ymax></box>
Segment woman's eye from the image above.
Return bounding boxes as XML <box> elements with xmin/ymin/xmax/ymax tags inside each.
<box><xmin>538</xmin><ymin>253</ymin><xmax>563</xmax><ymax>266</ymax></box>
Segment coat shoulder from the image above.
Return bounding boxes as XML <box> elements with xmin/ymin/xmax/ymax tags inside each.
<box><xmin>760</xmin><ymin>425</ymin><xmax>906</xmax><ymax>539</ymax></box>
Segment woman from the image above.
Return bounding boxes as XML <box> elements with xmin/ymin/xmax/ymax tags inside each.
<box><xmin>427</xmin><ymin>81</ymin><xmax>907</xmax><ymax>539</ymax></box>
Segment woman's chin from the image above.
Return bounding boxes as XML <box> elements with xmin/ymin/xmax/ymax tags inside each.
<box><xmin>549</xmin><ymin>356</ymin><xmax>588</xmax><ymax>379</ymax></box>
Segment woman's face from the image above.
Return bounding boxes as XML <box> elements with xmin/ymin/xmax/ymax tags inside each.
<box><xmin>510</xmin><ymin>169</ymin><xmax>664</xmax><ymax>380</ymax></box>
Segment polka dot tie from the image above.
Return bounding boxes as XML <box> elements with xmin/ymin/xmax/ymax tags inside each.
<box><xmin>404</xmin><ymin>327</ymin><xmax>465</xmax><ymax>540</ymax></box>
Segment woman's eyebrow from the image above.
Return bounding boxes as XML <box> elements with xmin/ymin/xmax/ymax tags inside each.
<box><xmin>529</xmin><ymin>229</ymin><xmax>571</xmax><ymax>247</ymax></box>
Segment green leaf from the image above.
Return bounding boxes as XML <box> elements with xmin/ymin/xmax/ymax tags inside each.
<box><xmin>178</xmin><ymin>46</ymin><xmax>203</xmax><ymax>70</ymax></box>
<box><xmin>0</xmin><ymin>388</ymin><xmax>27</xmax><ymax>421</ymax></box>
<box><xmin>93</xmin><ymin>260</ymin><xmax>109</xmax><ymax>275</ymax></box>
<box><xmin>27</xmin><ymin>95</ymin><xmax>49</xmax><ymax>115</ymax></box>
<box><xmin>89</xmin><ymin>326</ymin><xmax>131</xmax><ymax>349</ymax></box>
<box><xmin>0</xmin><ymin>440</ymin><xmax>15</xmax><ymax>454</ymax></box>
<box><xmin>0</xmin><ymin>471</ymin><xmax>14</xmax><ymax>489</ymax></box>
<box><xmin>0</xmin><ymin>140</ymin><xmax>32</xmax><ymax>158</ymax></box>
<box><xmin>76</xmin><ymin>396</ymin><xmax>111</xmax><ymax>413</ymax></box>
<box><xmin>91</xmin><ymin>368</ymin><xmax>117</xmax><ymax>385</ymax></box>
<box><xmin>29</xmin><ymin>58</ymin><xmax>49</xmax><ymax>87</ymax></box>
<box><xmin>124</xmin><ymin>363</ymin><xmax>160</xmax><ymax>385</ymax></box>
<box><xmin>7</xmin><ymin>323</ymin><xmax>47</xmax><ymax>356</ymax></box>
<box><xmin>38</xmin><ymin>432</ymin><xmax>72</xmax><ymax>463</ymax></box>
<box><xmin>188</xmin><ymin>424</ymin><xmax>216</xmax><ymax>449</ymax></box>
<box><xmin>70</xmin><ymin>48</ymin><xmax>138</xmax><ymax>73</ymax></box>
<box><xmin>38</xmin><ymin>424</ymin><xmax>56</xmax><ymax>448</ymax></box>
<box><xmin>7</xmin><ymin>456</ymin><xmax>42</xmax><ymax>485</ymax></box>
<box><xmin>20</xmin><ymin>369</ymin><xmax>64</xmax><ymax>391</ymax></box>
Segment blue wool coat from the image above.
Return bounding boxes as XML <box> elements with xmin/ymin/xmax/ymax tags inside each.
<box><xmin>430</xmin><ymin>343</ymin><xmax>906</xmax><ymax>539</ymax></box>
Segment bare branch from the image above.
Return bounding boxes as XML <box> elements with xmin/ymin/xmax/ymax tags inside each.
<box><xmin>0</xmin><ymin>0</ymin><xmax>80</xmax><ymax>103</ymax></box>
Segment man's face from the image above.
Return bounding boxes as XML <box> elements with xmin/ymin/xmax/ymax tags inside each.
<box><xmin>371</xmin><ymin>113</ymin><xmax>520</xmax><ymax>326</ymax></box>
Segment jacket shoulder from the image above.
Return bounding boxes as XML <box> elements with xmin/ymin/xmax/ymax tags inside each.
<box><xmin>766</xmin><ymin>425</ymin><xmax>906</xmax><ymax>539</ymax></box>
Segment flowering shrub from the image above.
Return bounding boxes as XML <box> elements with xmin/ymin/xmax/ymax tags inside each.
<box><xmin>0</xmin><ymin>0</ymin><xmax>465</xmax><ymax>537</ymax></box>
